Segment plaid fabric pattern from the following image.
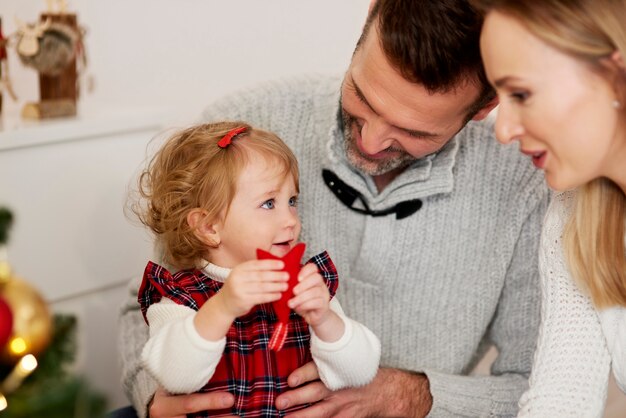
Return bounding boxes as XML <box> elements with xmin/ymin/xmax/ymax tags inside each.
<box><xmin>138</xmin><ymin>251</ymin><xmax>338</xmax><ymax>418</ymax></box>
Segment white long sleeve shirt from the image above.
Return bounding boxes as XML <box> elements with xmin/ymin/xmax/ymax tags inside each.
<box><xmin>518</xmin><ymin>191</ymin><xmax>626</xmax><ymax>417</ymax></box>
<box><xmin>141</xmin><ymin>261</ymin><xmax>381</xmax><ymax>394</ymax></box>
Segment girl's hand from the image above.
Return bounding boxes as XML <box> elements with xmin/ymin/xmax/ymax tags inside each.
<box><xmin>289</xmin><ymin>263</ymin><xmax>332</xmax><ymax>327</ymax></box>
<box><xmin>194</xmin><ymin>259</ymin><xmax>287</xmax><ymax>342</ymax></box>
<box><xmin>289</xmin><ymin>263</ymin><xmax>345</xmax><ymax>342</ymax></box>
<box><xmin>218</xmin><ymin>259</ymin><xmax>288</xmax><ymax>319</ymax></box>
<box><xmin>287</xmin><ymin>264</ymin><xmax>345</xmax><ymax>342</ymax></box>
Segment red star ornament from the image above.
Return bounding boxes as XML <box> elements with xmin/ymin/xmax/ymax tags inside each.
<box><xmin>256</xmin><ymin>242</ymin><xmax>306</xmax><ymax>351</ymax></box>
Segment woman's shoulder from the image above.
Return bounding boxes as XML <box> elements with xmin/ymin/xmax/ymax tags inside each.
<box><xmin>537</xmin><ymin>190</ymin><xmax>577</xmax><ymax>284</ymax></box>
<box><xmin>542</xmin><ymin>190</ymin><xmax>577</xmax><ymax>236</ymax></box>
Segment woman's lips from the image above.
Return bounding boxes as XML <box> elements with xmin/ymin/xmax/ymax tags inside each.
<box><xmin>521</xmin><ymin>149</ymin><xmax>547</xmax><ymax>169</ymax></box>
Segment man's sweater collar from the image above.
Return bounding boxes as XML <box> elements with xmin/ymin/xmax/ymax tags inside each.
<box><xmin>323</xmin><ymin>94</ymin><xmax>460</xmax><ymax>211</ymax></box>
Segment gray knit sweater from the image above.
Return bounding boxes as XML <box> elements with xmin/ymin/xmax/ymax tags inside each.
<box><xmin>119</xmin><ymin>75</ymin><xmax>549</xmax><ymax>417</ymax></box>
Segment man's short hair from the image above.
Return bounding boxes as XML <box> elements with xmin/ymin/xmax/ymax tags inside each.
<box><xmin>358</xmin><ymin>0</ymin><xmax>495</xmax><ymax>118</ymax></box>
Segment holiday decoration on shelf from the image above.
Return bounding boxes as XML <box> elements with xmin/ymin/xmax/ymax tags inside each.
<box><xmin>15</xmin><ymin>17</ymin><xmax>79</xmax><ymax>77</ymax></box>
<box><xmin>0</xmin><ymin>207</ymin><xmax>106</xmax><ymax>417</ymax></box>
<box><xmin>0</xmin><ymin>17</ymin><xmax>7</xmax><ymax>116</ymax></box>
<box><xmin>0</xmin><ymin>17</ymin><xmax>18</xmax><ymax>116</ymax></box>
<box><xmin>4</xmin><ymin>0</ymin><xmax>90</xmax><ymax>120</ymax></box>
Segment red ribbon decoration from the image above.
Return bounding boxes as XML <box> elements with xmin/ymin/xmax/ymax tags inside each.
<box><xmin>256</xmin><ymin>243</ymin><xmax>306</xmax><ymax>351</ymax></box>
<box><xmin>0</xmin><ymin>20</ymin><xmax>7</xmax><ymax>61</ymax></box>
<box><xmin>217</xmin><ymin>126</ymin><xmax>247</xmax><ymax>148</ymax></box>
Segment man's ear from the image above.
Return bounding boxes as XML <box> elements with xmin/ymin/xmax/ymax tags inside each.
<box><xmin>471</xmin><ymin>96</ymin><xmax>499</xmax><ymax>121</ymax></box>
<box><xmin>187</xmin><ymin>209</ymin><xmax>221</xmax><ymax>247</ymax></box>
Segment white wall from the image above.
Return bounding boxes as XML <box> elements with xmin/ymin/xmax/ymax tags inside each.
<box><xmin>1</xmin><ymin>0</ymin><xmax>370</xmax><ymax>122</ymax></box>
<box><xmin>0</xmin><ymin>0</ymin><xmax>370</xmax><ymax>410</ymax></box>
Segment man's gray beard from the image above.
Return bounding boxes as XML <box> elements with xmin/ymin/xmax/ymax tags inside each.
<box><xmin>341</xmin><ymin>115</ymin><xmax>415</xmax><ymax>176</ymax></box>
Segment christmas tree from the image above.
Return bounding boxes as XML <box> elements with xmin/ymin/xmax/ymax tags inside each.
<box><xmin>0</xmin><ymin>207</ymin><xmax>107</xmax><ymax>417</ymax></box>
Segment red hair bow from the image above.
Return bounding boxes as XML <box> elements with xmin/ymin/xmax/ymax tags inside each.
<box><xmin>217</xmin><ymin>126</ymin><xmax>247</xmax><ymax>148</ymax></box>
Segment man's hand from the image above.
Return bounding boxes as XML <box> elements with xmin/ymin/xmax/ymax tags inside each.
<box><xmin>148</xmin><ymin>388</ymin><xmax>237</xmax><ymax>418</ymax></box>
<box><xmin>275</xmin><ymin>362</ymin><xmax>433</xmax><ymax>418</ymax></box>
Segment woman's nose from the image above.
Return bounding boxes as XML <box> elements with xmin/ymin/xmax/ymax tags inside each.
<box><xmin>494</xmin><ymin>104</ymin><xmax>524</xmax><ymax>145</ymax></box>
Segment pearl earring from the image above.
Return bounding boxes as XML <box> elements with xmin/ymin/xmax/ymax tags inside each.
<box><xmin>612</xmin><ymin>100</ymin><xmax>622</xmax><ymax>109</ymax></box>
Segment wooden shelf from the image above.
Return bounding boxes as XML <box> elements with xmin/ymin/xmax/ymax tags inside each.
<box><xmin>0</xmin><ymin>105</ymin><xmax>167</xmax><ymax>151</ymax></box>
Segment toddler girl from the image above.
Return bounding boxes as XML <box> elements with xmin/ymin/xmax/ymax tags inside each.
<box><xmin>134</xmin><ymin>122</ymin><xmax>380</xmax><ymax>417</ymax></box>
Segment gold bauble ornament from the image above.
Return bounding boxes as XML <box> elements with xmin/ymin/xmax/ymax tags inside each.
<box><xmin>0</xmin><ymin>260</ymin><xmax>53</xmax><ymax>366</ymax></box>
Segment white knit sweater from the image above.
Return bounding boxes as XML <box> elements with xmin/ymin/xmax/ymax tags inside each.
<box><xmin>518</xmin><ymin>191</ymin><xmax>626</xmax><ymax>417</ymax></box>
<box><xmin>141</xmin><ymin>261</ymin><xmax>381</xmax><ymax>395</ymax></box>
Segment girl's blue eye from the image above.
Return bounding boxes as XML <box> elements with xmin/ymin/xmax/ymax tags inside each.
<box><xmin>289</xmin><ymin>196</ymin><xmax>298</xmax><ymax>207</ymax></box>
<box><xmin>261</xmin><ymin>199</ymin><xmax>275</xmax><ymax>209</ymax></box>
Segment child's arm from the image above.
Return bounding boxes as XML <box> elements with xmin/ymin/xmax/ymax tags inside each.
<box><xmin>311</xmin><ymin>298</ymin><xmax>381</xmax><ymax>390</ymax></box>
<box><xmin>142</xmin><ymin>299</ymin><xmax>226</xmax><ymax>394</ymax></box>
<box><xmin>289</xmin><ymin>265</ymin><xmax>381</xmax><ymax>391</ymax></box>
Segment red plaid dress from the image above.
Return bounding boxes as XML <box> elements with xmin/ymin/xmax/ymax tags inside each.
<box><xmin>138</xmin><ymin>251</ymin><xmax>338</xmax><ymax>418</ymax></box>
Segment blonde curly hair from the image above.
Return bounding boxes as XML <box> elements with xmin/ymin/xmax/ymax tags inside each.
<box><xmin>133</xmin><ymin>121</ymin><xmax>299</xmax><ymax>270</ymax></box>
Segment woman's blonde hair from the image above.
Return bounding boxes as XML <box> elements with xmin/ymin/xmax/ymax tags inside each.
<box><xmin>133</xmin><ymin>121</ymin><xmax>299</xmax><ymax>270</ymax></box>
<box><xmin>472</xmin><ymin>0</ymin><xmax>626</xmax><ymax>307</ymax></box>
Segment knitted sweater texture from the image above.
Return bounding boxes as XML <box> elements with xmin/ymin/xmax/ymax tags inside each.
<box><xmin>518</xmin><ymin>191</ymin><xmax>626</xmax><ymax>417</ymax></box>
<box><xmin>119</xmin><ymin>75</ymin><xmax>550</xmax><ymax>417</ymax></box>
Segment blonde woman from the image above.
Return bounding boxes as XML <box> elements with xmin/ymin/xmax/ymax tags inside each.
<box><xmin>473</xmin><ymin>0</ymin><xmax>626</xmax><ymax>416</ymax></box>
